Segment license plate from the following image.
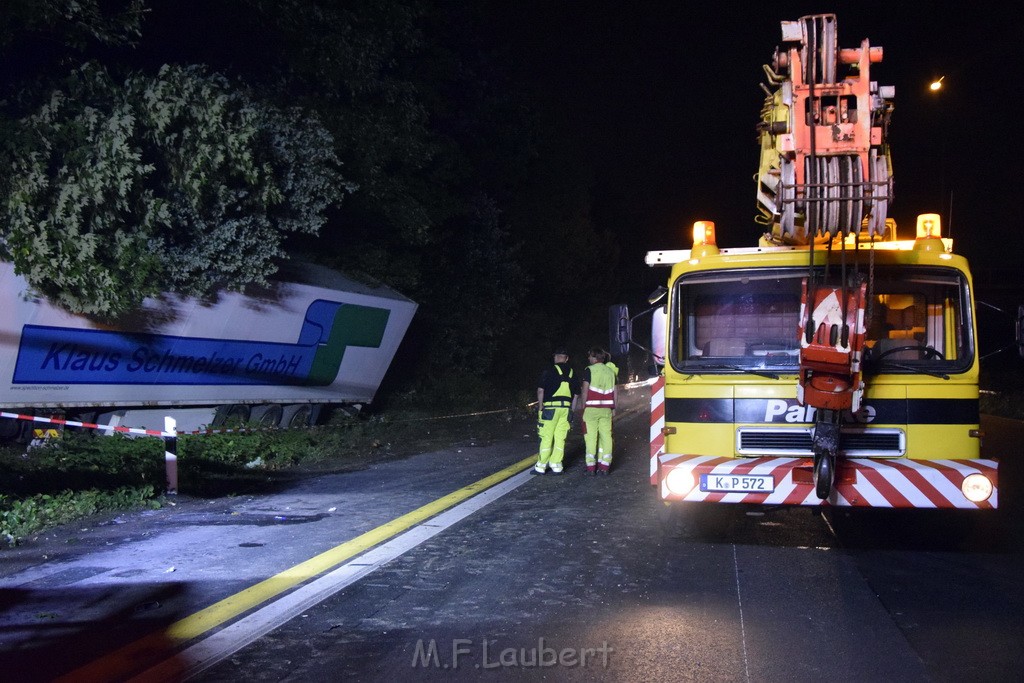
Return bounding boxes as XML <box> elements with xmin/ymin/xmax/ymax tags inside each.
<box><xmin>700</xmin><ymin>473</ymin><xmax>774</xmax><ymax>493</ymax></box>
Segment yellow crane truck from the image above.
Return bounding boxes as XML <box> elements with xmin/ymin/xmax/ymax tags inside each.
<box><xmin>615</xmin><ymin>14</ymin><xmax>999</xmax><ymax>511</ymax></box>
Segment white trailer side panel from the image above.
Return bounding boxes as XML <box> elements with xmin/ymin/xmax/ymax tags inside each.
<box><xmin>0</xmin><ymin>261</ymin><xmax>416</xmax><ymax>410</ymax></box>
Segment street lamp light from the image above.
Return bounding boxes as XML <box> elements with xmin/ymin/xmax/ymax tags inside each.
<box><xmin>927</xmin><ymin>76</ymin><xmax>951</xmax><ymax>236</ymax></box>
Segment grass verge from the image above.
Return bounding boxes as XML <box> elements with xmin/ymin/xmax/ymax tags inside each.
<box><xmin>1</xmin><ymin>398</ymin><xmax>534</xmax><ymax>547</ymax></box>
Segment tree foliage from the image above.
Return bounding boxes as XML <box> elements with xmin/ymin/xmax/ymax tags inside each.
<box><xmin>420</xmin><ymin>194</ymin><xmax>529</xmax><ymax>374</ymax></box>
<box><xmin>234</xmin><ymin>0</ymin><xmax>441</xmax><ymax>273</ymax></box>
<box><xmin>0</xmin><ymin>0</ymin><xmax>144</xmax><ymax>52</ymax></box>
<box><xmin>1</xmin><ymin>62</ymin><xmax>349</xmax><ymax>316</ymax></box>
<box><xmin>231</xmin><ymin>0</ymin><xmax>538</xmax><ymax>376</ymax></box>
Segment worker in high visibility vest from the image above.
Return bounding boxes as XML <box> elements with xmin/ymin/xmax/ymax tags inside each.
<box><xmin>534</xmin><ymin>348</ymin><xmax>579</xmax><ymax>475</ymax></box>
<box><xmin>579</xmin><ymin>347</ymin><xmax>618</xmax><ymax>475</ymax></box>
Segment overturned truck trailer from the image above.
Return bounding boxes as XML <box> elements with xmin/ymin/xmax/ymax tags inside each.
<box><xmin>0</xmin><ymin>260</ymin><xmax>416</xmax><ymax>439</ymax></box>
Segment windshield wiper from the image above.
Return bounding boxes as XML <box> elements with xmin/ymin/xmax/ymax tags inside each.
<box><xmin>873</xmin><ymin>362</ymin><xmax>950</xmax><ymax>380</ymax></box>
<box><xmin>693</xmin><ymin>364</ymin><xmax>780</xmax><ymax>380</ymax></box>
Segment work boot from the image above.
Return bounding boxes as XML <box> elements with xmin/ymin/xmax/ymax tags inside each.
<box><xmin>532</xmin><ymin>465</ymin><xmax>547</xmax><ymax>475</ymax></box>
<box><xmin>584</xmin><ymin>466</ymin><xmax>596</xmax><ymax>476</ymax></box>
<box><xmin>597</xmin><ymin>463</ymin><xmax>610</xmax><ymax>475</ymax></box>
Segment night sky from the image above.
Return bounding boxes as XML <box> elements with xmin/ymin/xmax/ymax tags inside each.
<box><xmin>485</xmin><ymin>1</ymin><xmax>1023</xmax><ymax>280</ymax></box>
<box><xmin>6</xmin><ymin>1</ymin><xmax>1020</xmax><ymax>318</ymax></box>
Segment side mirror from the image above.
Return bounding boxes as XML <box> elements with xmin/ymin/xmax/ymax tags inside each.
<box><xmin>609</xmin><ymin>304</ymin><xmax>632</xmax><ymax>357</ymax></box>
<box><xmin>651</xmin><ymin>305</ymin><xmax>666</xmax><ymax>366</ymax></box>
<box><xmin>975</xmin><ymin>299</ymin><xmax>1024</xmax><ymax>361</ymax></box>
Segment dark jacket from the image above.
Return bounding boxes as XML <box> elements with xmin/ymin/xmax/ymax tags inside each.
<box><xmin>538</xmin><ymin>362</ymin><xmax>580</xmax><ymax>407</ymax></box>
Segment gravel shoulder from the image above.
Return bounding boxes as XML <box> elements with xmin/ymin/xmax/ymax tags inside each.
<box><xmin>0</xmin><ymin>408</ymin><xmax>537</xmax><ymax>577</ymax></box>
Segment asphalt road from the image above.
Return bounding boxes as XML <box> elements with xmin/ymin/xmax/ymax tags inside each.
<box><xmin>0</xmin><ymin>385</ymin><xmax>1021</xmax><ymax>682</ymax></box>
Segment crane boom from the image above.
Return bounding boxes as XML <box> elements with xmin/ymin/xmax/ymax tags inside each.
<box><xmin>756</xmin><ymin>14</ymin><xmax>895</xmax><ymax>244</ymax></box>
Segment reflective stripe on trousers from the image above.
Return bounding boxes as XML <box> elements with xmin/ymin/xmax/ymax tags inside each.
<box><xmin>583</xmin><ymin>407</ymin><xmax>613</xmax><ymax>467</ymax></box>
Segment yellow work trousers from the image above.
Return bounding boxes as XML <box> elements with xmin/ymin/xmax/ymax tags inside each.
<box><xmin>583</xmin><ymin>407</ymin><xmax>613</xmax><ymax>467</ymax></box>
<box><xmin>537</xmin><ymin>406</ymin><xmax>571</xmax><ymax>472</ymax></box>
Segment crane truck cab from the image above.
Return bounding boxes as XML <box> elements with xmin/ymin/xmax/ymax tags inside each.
<box><xmin>622</xmin><ymin>217</ymin><xmax>996</xmax><ymax>511</ymax></box>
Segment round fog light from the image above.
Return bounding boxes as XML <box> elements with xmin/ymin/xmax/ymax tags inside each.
<box><xmin>961</xmin><ymin>473</ymin><xmax>993</xmax><ymax>503</ymax></box>
<box><xmin>665</xmin><ymin>468</ymin><xmax>696</xmax><ymax>496</ymax></box>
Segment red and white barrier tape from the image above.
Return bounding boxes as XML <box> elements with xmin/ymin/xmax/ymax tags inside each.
<box><xmin>4</xmin><ymin>404</ymin><xmax>527</xmax><ymax>438</ymax></box>
<box><xmin>1</xmin><ymin>411</ymin><xmax>173</xmax><ymax>438</ymax></box>
<box><xmin>0</xmin><ymin>411</ymin><xmax>314</xmax><ymax>437</ymax></box>
<box><xmin>186</xmin><ymin>426</ymin><xmax>278</xmax><ymax>435</ymax></box>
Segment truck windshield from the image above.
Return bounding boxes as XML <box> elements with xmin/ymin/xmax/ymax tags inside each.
<box><xmin>670</xmin><ymin>266</ymin><xmax>973</xmax><ymax>375</ymax></box>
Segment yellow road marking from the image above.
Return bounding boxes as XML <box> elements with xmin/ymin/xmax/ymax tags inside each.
<box><xmin>60</xmin><ymin>454</ymin><xmax>537</xmax><ymax>682</ymax></box>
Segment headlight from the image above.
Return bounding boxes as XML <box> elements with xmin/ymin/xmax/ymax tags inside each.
<box><xmin>961</xmin><ymin>473</ymin><xmax>993</xmax><ymax>503</ymax></box>
<box><xmin>665</xmin><ymin>468</ymin><xmax>696</xmax><ymax>496</ymax></box>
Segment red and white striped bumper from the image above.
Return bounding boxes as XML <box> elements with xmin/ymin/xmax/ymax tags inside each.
<box><xmin>658</xmin><ymin>453</ymin><xmax>999</xmax><ymax>509</ymax></box>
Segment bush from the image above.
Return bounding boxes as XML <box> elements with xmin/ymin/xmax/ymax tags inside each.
<box><xmin>178</xmin><ymin>430</ymin><xmax>316</xmax><ymax>470</ymax></box>
<box><xmin>0</xmin><ymin>433</ymin><xmax>165</xmax><ymax>495</ymax></box>
<box><xmin>1</xmin><ymin>486</ymin><xmax>159</xmax><ymax>547</ymax></box>
<box><xmin>0</xmin><ymin>403</ymin><xmax>515</xmax><ymax>544</ymax></box>
<box><xmin>385</xmin><ymin>371</ymin><xmax>529</xmax><ymax>413</ymax></box>
<box><xmin>980</xmin><ymin>361</ymin><xmax>1024</xmax><ymax>420</ymax></box>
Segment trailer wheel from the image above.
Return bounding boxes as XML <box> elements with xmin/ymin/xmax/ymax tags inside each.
<box><xmin>251</xmin><ymin>404</ymin><xmax>283</xmax><ymax>428</ymax></box>
<box><xmin>0</xmin><ymin>415</ymin><xmax>29</xmax><ymax>443</ymax></box>
<box><xmin>283</xmin><ymin>404</ymin><xmax>313</xmax><ymax>429</ymax></box>
<box><xmin>66</xmin><ymin>412</ymin><xmax>98</xmax><ymax>436</ymax></box>
<box><xmin>212</xmin><ymin>404</ymin><xmax>251</xmax><ymax>428</ymax></box>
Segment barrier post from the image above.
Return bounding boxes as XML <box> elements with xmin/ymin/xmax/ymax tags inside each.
<box><xmin>164</xmin><ymin>416</ymin><xmax>178</xmax><ymax>495</ymax></box>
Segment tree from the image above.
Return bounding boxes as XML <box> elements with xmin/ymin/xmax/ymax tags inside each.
<box><xmin>227</xmin><ymin>0</ymin><xmax>539</xmax><ymax>378</ymax></box>
<box><xmin>0</xmin><ymin>62</ymin><xmax>350</xmax><ymax>317</ymax></box>
<box><xmin>234</xmin><ymin>0</ymin><xmax>442</xmax><ymax>280</ymax></box>
<box><xmin>420</xmin><ymin>194</ymin><xmax>529</xmax><ymax>375</ymax></box>
<box><xmin>0</xmin><ymin>0</ymin><xmax>144</xmax><ymax>52</ymax></box>
<box><xmin>0</xmin><ymin>0</ymin><xmax>144</xmax><ymax>103</ymax></box>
